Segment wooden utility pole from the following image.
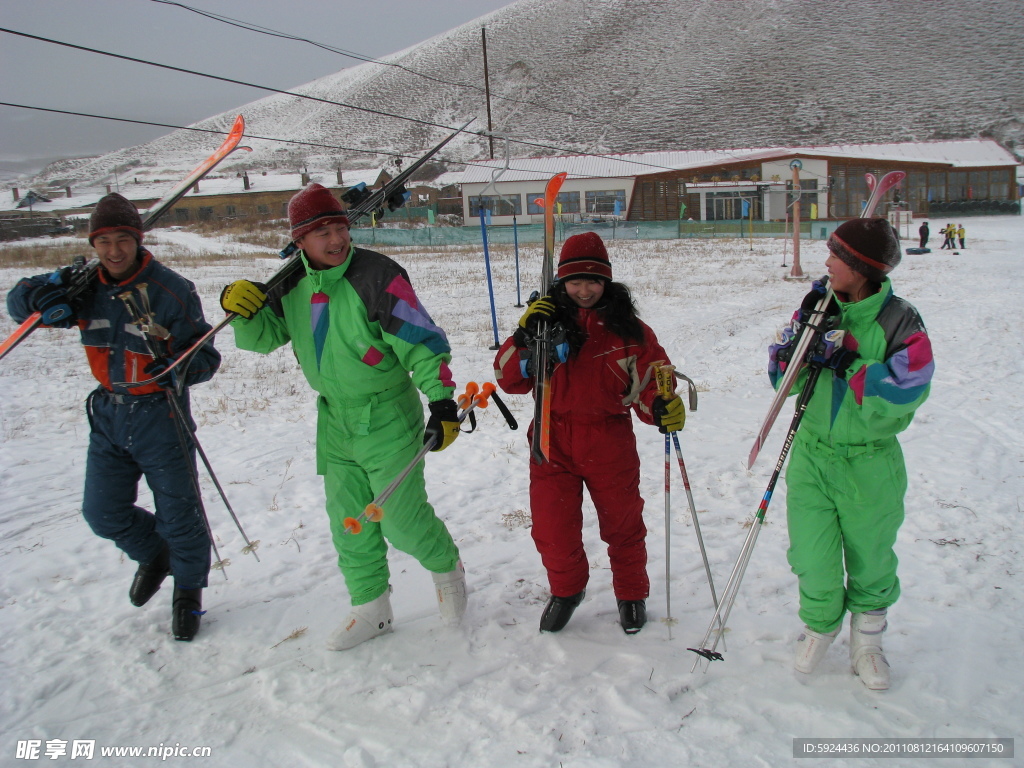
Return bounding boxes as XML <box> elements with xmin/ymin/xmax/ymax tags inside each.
<box><xmin>482</xmin><ymin>27</ymin><xmax>495</xmax><ymax>159</ymax></box>
<box><xmin>789</xmin><ymin>160</ymin><xmax>805</xmax><ymax>278</ymax></box>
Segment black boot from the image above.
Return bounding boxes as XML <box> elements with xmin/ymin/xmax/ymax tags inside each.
<box><xmin>539</xmin><ymin>590</ymin><xmax>585</xmax><ymax>632</ymax></box>
<box><xmin>617</xmin><ymin>599</ymin><xmax>647</xmax><ymax>635</ymax></box>
<box><xmin>172</xmin><ymin>587</ymin><xmax>204</xmax><ymax>642</ymax></box>
<box><xmin>129</xmin><ymin>544</ymin><xmax>171</xmax><ymax>607</ymax></box>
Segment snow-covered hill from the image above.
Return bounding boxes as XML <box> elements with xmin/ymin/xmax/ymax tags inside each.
<box><xmin>34</xmin><ymin>0</ymin><xmax>1024</xmax><ymax>188</ymax></box>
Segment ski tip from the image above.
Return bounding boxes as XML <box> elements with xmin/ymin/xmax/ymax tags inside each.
<box><xmin>747</xmin><ymin>443</ymin><xmax>760</xmax><ymax>470</ymax></box>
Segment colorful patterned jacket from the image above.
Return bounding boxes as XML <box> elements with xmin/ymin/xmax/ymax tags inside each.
<box><xmin>231</xmin><ymin>246</ymin><xmax>454</xmax><ymax>404</ymax></box>
<box><xmin>770</xmin><ymin>277</ymin><xmax>933</xmax><ymax>446</ymax></box>
<box><xmin>7</xmin><ymin>249</ymin><xmax>220</xmax><ymax>394</ymax></box>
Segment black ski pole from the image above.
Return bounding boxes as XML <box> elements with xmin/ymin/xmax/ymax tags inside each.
<box><xmin>689</xmin><ymin>362</ymin><xmax>825</xmax><ymax>669</ymax></box>
<box><xmin>117</xmin><ymin>289</ymin><xmax>260</xmax><ymax>567</ymax></box>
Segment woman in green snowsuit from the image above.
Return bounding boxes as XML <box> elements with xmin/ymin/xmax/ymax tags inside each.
<box><xmin>768</xmin><ymin>218</ymin><xmax>933</xmax><ymax>690</ymax></box>
<box><xmin>220</xmin><ymin>184</ymin><xmax>466</xmax><ymax>650</ymax></box>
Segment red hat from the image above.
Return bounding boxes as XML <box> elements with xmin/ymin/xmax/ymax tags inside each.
<box><xmin>827</xmin><ymin>217</ymin><xmax>901</xmax><ymax>283</ymax></box>
<box><xmin>89</xmin><ymin>193</ymin><xmax>144</xmax><ymax>245</ymax></box>
<box><xmin>288</xmin><ymin>183</ymin><xmax>350</xmax><ymax>241</ymax></box>
<box><xmin>557</xmin><ymin>232</ymin><xmax>612</xmax><ymax>281</ymax></box>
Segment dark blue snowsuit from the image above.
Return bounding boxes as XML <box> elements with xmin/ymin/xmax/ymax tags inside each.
<box><xmin>7</xmin><ymin>250</ymin><xmax>221</xmax><ymax>589</ymax></box>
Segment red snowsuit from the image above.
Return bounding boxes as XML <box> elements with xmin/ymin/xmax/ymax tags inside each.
<box><xmin>494</xmin><ymin>307</ymin><xmax>673</xmax><ymax>600</ymax></box>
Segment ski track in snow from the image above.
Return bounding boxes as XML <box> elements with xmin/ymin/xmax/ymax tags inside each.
<box><xmin>1</xmin><ymin>219</ymin><xmax>1021</xmax><ymax>767</ymax></box>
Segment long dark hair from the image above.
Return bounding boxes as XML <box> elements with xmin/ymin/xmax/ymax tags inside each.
<box><xmin>550</xmin><ymin>279</ymin><xmax>644</xmax><ymax>355</ymax></box>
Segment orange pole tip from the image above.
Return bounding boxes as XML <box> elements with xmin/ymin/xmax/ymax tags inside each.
<box><xmin>343</xmin><ymin>517</ymin><xmax>362</xmax><ymax>535</ymax></box>
<box><xmin>364</xmin><ymin>504</ymin><xmax>384</xmax><ymax>522</ymax></box>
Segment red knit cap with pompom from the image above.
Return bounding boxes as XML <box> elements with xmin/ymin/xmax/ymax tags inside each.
<box><xmin>88</xmin><ymin>193</ymin><xmax>144</xmax><ymax>245</ymax></box>
<box><xmin>827</xmin><ymin>217</ymin><xmax>901</xmax><ymax>283</ymax></box>
<box><xmin>288</xmin><ymin>183</ymin><xmax>350</xmax><ymax>242</ymax></box>
<box><xmin>557</xmin><ymin>231</ymin><xmax>612</xmax><ymax>281</ymax></box>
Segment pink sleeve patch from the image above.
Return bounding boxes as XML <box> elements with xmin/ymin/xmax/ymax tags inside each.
<box><xmin>848</xmin><ymin>366</ymin><xmax>867</xmax><ymax>405</ymax></box>
<box><xmin>386</xmin><ymin>275</ymin><xmax>419</xmax><ymax>310</ymax></box>
<box><xmin>904</xmin><ymin>331</ymin><xmax>933</xmax><ymax>372</ymax></box>
<box><xmin>362</xmin><ymin>346</ymin><xmax>384</xmax><ymax>366</ymax></box>
<box><xmin>439</xmin><ymin>361</ymin><xmax>455</xmax><ymax>389</ymax></box>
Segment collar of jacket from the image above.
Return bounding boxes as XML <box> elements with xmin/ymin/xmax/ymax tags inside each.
<box><xmin>97</xmin><ymin>247</ymin><xmax>154</xmax><ymax>287</ymax></box>
<box><xmin>836</xmin><ymin>276</ymin><xmax>893</xmax><ymax>323</ymax></box>
<box><xmin>299</xmin><ymin>244</ymin><xmax>356</xmax><ymax>292</ymax></box>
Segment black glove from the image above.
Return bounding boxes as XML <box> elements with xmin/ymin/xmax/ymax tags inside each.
<box><xmin>807</xmin><ymin>329</ymin><xmax>859</xmax><ymax>377</ymax></box>
<box><xmin>798</xmin><ymin>278</ymin><xmax>839</xmax><ymax>325</ymax></box>
<box><xmin>144</xmin><ymin>356</ymin><xmax>179</xmax><ymax>389</ymax></box>
<box><xmin>29</xmin><ymin>283</ymin><xmax>77</xmax><ymax>328</ymax></box>
<box><xmin>424</xmin><ymin>399</ymin><xmax>460</xmax><ymax>452</ymax></box>
<box><xmin>652</xmin><ymin>395</ymin><xmax>685</xmax><ymax>434</ymax></box>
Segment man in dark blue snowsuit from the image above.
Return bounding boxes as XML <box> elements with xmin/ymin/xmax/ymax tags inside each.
<box><xmin>6</xmin><ymin>193</ymin><xmax>221</xmax><ymax>641</ymax></box>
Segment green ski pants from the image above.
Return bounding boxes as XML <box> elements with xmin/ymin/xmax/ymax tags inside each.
<box><xmin>317</xmin><ymin>382</ymin><xmax>460</xmax><ymax>605</ymax></box>
<box><xmin>785</xmin><ymin>434</ymin><xmax>906</xmax><ymax>633</ymax></box>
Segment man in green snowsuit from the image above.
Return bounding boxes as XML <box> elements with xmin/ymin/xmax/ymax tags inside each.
<box><xmin>220</xmin><ymin>183</ymin><xmax>467</xmax><ymax>650</ymax></box>
<box><xmin>768</xmin><ymin>218</ymin><xmax>933</xmax><ymax>690</ymax></box>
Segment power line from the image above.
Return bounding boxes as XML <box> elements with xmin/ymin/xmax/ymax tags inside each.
<box><xmin>1</xmin><ymin>26</ymin><xmax>701</xmax><ymax>174</ymax></box>
<box><xmin>149</xmin><ymin>0</ymin><xmax>613</xmax><ymax>130</ymax></box>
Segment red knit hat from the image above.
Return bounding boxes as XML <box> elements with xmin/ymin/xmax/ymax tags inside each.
<box><xmin>89</xmin><ymin>193</ymin><xmax>144</xmax><ymax>245</ymax></box>
<box><xmin>827</xmin><ymin>217</ymin><xmax>901</xmax><ymax>283</ymax></box>
<box><xmin>557</xmin><ymin>232</ymin><xmax>612</xmax><ymax>281</ymax></box>
<box><xmin>288</xmin><ymin>183</ymin><xmax>350</xmax><ymax>241</ymax></box>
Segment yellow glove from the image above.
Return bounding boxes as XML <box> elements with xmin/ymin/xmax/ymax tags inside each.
<box><xmin>425</xmin><ymin>399</ymin><xmax>460</xmax><ymax>452</ymax></box>
<box><xmin>653</xmin><ymin>395</ymin><xmax>685</xmax><ymax>434</ymax></box>
<box><xmin>220</xmin><ymin>280</ymin><xmax>268</xmax><ymax>319</ymax></box>
<box><xmin>518</xmin><ymin>296</ymin><xmax>556</xmax><ymax>333</ymax></box>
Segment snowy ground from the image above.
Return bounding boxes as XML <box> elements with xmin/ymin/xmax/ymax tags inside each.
<box><xmin>1</xmin><ymin>219</ymin><xmax>1021</xmax><ymax>767</ymax></box>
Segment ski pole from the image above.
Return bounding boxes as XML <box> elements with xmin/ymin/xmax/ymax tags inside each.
<box><xmin>656</xmin><ymin>364</ymin><xmax>724</xmax><ymax>646</ymax></box>
<box><xmin>343</xmin><ymin>382</ymin><xmax>497</xmax><ymax>534</ymax></box>
<box><xmin>118</xmin><ymin>290</ymin><xmax>260</xmax><ymax>565</ymax></box>
<box><xmin>688</xmin><ymin>363</ymin><xmax>824</xmax><ymax>670</ymax></box>
<box><xmin>655</xmin><ymin>364</ymin><xmax>676</xmax><ymax>638</ymax></box>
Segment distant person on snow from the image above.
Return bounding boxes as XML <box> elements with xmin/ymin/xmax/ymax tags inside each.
<box><xmin>768</xmin><ymin>218</ymin><xmax>933</xmax><ymax>690</ymax></box>
<box><xmin>5</xmin><ymin>193</ymin><xmax>221</xmax><ymax>642</ymax></box>
<box><xmin>957</xmin><ymin>223</ymin><xmax>966</xmax><ymax>249</ymax></box>
<box><xmin>940</xmin><ymin>223</ymin><xmax>954</xmax><ymax>249</ymax></box>
<box><xmin>493</xmin><ymin>232</ymin><xmax>683</xmax><ymax>636</ymax></box>
<box><xmin>917</xmin><ymin>220</ymin><xmax>929</xmax><ymax>249</ymax></box>
<box><xmin>219</xmin><ymin>184</ymin><xmax>466</xmax><ymax>650</ymax></box>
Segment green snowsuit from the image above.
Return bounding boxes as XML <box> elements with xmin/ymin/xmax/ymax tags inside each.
<box><xmin>232</xmin><ymin>247</ymin><xmax>460</xmax><ymax>605</ymax></box>
<box><xmin>772</xmin><ymin>279</ymin><xmax>933</xmax><ymax>633</ymax></box>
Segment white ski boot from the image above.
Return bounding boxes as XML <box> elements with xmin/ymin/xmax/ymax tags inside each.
<box><xmin>326</xmin><ymin>587</ymin><xmax>394</xmax><ymax>651</ymax></box>
<box><xmin>432</xmin><ymin>561</ymin><xmax>467</xmax><ymax>627</ymax></box>
<box><xmin>850</xmin><ymin>609</ymin><xmax>890</xmax><ymax>690</ymax></box>
<box><xmin>794</xmin><ymin>625</ymin><xmax>840</xmax><ymax>674</ymax></box>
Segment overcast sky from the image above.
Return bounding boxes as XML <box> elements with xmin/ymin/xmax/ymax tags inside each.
<box><xmin>0</xmin><ymin>0</ymin><xmax>516</xmax><ymax>178</ymax></box>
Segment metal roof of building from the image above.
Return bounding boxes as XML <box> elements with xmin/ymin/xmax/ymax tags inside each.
<box><xmin>460</xmin><ymin>140</ymin><xmax>1020</xmax><ymax>184</ymax></box>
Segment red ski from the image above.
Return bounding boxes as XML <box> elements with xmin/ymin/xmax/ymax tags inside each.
<box><xmin>530</xmin><ymin>171</ymin><xmax>567</xmax><ymax>464</ymax></box>
<box><xmin>0</xmin><ymin>115</ymin><xmax>250</xmax><ymax>362</ymax></box>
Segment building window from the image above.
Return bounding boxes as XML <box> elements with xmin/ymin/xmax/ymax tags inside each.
<box><xmin>198</xmin><ymin>206</ymin><xmax>214</xmax><ymax>221</ymax></box>
<box><xmin>257</xmin><ymin>205</ymin><xmax>270</xmax><ymax>215</ymax></box>
<box><xmin>469</xmin><ymin>194</ymin><xmax>522</xmax><ymax>217</ymax></box>
<box><xmin>526</xmin><ymin>190</ymin><xmax>581</xmax><ymax>215</ymax></box>
<box><xmin>585</xmin><ymin>190</ymin><xmax>627</xmax><ymax>215</ymax></box>
<box><xmin>174</xmin><ymin>208</ymin><xmax>190</xmax><ymax>223</ymax></box>
<box><xmin>225</xmin><ymin>205</ymin><xmax>237</xmax><ymax>217</ymax></box>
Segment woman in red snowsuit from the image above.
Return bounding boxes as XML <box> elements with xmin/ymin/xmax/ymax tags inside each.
<box><xmin>493</xmin><ymin>232</ymin><xmax>683</xmax><ymax>635</ymax></box>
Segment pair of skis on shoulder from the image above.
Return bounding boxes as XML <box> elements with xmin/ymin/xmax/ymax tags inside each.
<box><xmin>745</xmin><ymin>170</ymin><xmax>906</xmax><ymax>468</ymax></box>
<box><xmin>0</xmin><ymin>116</ymin><xmax>251</xmax><ymax>363</ymax></box>
<box><xmin>116</xmin><ymin>119</ymin><xmax>474</xmax><ymax>391</ymax></box>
